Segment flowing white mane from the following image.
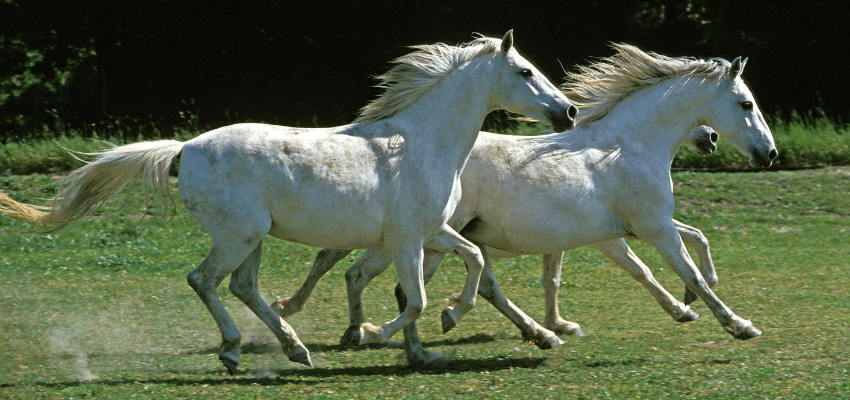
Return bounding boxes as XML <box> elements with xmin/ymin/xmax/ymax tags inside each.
<box><xmin>563</xmin><ymin>43</ymin><xmax>731</xmax><ymax>125</ymax></box>
<box><xmin>355</xmin><ymin>37</ymin><xmax>502</xmax><ymax>124</ymax></box>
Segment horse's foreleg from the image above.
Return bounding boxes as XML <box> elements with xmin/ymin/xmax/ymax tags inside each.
<box><xmin>339</xmin><ymin>248</ymin><xmax>394</xmax><ymax>346</ymax></box>
<box><xmin>393</xmin><ymin>252</ymin><xmax>449</xmax><ymax>369</ymax></box>
<box><xmin>270</xmin><ymin>248</ymin><xmax>352</xmax><ymax>318</ymax></box>
<box><xmin>353</xmin><ymin>244</ymin><xmax>426</xmax><ymax>346</ymax></box>
<box><xmin>472</xmin><ymin>245</ymin><xmax>564</xmax><ymax>349</ymax></box>
<box><xmin>589</xmin><ymin>239</ymin><xmax>698</xmax><ymax>323</ymax></box>
<box><xmin>673</xmin><ymin>219</ymin><xmax>716</xmax><ymax>305</ymax></box>
<box><xmin>229</xmin><ymin>240</ymin><xmax>312</xmax><ymax>368</ymax></box>
<box><xmin>540</xmin><ymin>252</ymin><xmax>584</xmax><ymax>336</ymax></box>
<box><xmin>424</xmin><ymin>226</ymin><xmax>485</xmax><ymax>334</ymax></box>
<box><xmin>639</xmin><ymin>225</ymin><xmax>760</xmax><ymax>340</ymax></box>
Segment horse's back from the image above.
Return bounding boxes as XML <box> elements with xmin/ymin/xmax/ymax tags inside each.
<box><xmin>177</xmin><ymin>123</ymin><xmax>390</xmax><ymax>249</ymax></box>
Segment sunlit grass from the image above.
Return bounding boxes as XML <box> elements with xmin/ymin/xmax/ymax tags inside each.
<box><xmin>1</xmin><ymin>168</ymin><xmax>848</xmax><ymax>398</ymax></box>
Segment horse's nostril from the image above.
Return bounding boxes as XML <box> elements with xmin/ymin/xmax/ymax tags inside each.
<box><xmin>567</xmin><ymin>105</ymin><xmax>578</xmax><ymax>120</ymax></box>
<box><xmin>768</xmin><ymin>149</ymin><xmax>778</xmax><ymax>160</ymax></box>
<box><xmin>710</xmin><ymin>133</ymin><xmax>719</xmax><ymax>143</ymax></box>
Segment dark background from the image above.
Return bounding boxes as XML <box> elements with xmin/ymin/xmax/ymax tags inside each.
<box><xmin>1</xmin><ymin>0</ymin><xmax>848</xmax><ymax>142</ymax></box>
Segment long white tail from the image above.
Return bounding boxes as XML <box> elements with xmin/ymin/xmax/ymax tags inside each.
<box><xmin>0</xmin><ymin>140</ymin><xmax>184</xmax><ymax>232</ymax></box>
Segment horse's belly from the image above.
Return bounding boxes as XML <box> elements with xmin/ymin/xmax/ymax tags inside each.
<box><xmin>264</xmin><ymin>185</ymin><xmax>388</xmax><ymax>249</ymax></box>
<box><xmin>267</xmin><ymin>213</ymin><xmax>383</xmax><ymax>249</ymax></box>
<box><xmin>461</xmin><ymin>206</ymin><xmax>624</xmax><ymax>255</ymax></box>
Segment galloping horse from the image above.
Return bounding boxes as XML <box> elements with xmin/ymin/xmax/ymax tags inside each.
<box><xmin>272</xmin><ymin>125</ymin><xmax>721</xmax><ymax>342</ymax></box>
<box><xmin>272</xmin><ymin>44</ymin><xmax>777</xmax><ymax>367</ymax></box>
<box><xmin>0</xmin><ymin>31</ymin><xmax>577</xmax><ymax>373</ymax></box>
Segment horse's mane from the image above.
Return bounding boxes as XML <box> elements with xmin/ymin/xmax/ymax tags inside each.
<box><xmin>355</xmin><ymin>36</ymin><xmax>502</xmax><ymax>124</ymax></box>
<box><xmin>563</xmin><ymin>43</ymin><xmax>731</xmax><ymax>125</ymax></box>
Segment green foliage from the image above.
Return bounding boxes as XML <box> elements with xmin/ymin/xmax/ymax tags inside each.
<box><xmin>672</xmin><ymin>111</ymin><xmax>850</xmax><ymax>170</ymax></box>
<box><xmin>2</xmin><ymin>111</ymin><xmax>848</xmax><ymax>174</ymax></box>
<box><xmin>1</xmin><ymin>1</ymin><xmax>847</xmax><ymax>136</ymax></box>
<box><xmin>0</xmin><ymin>168</ymin><xmax>848</xmax><ymax>398</ymax></box>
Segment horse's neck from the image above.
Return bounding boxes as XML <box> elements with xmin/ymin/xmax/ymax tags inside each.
<box><xmin>388</xmin><ymin>72</ymin><xmax>493</xmax><ymax>167</ymax></box>
<box><xmin>587</xmin><ymin>76</ymin><xmax>717</xmax><ymax>163</ymax></box>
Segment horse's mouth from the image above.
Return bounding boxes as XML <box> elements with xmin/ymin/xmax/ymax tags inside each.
<box><xmin>549</xmin><ymin>105</ymin><xmax>578</xmax><ymax>133</ymax></box>
<box><xmin>749</xmin><ymin>148</ymin><xmax>778</xmax><ymax>168</ymax></box>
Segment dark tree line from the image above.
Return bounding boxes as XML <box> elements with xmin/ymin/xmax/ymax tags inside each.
<box><xmin>1</xmin><ymin>0</ymin><xmax>848</xmax><ymax>142</ymax></box>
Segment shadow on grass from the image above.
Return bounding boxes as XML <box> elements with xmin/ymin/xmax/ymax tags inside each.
<box><xmin>0</xmin><ymin>354</ymin><xmax>546</xmax><ymax>389</ymax></box>
<box><xmin>185</xmin><ymin>332</ymin><xmax>499</xmax><ymax>355</ymax></box>
<box><xmin>0</xmin><ymin>333</ymin><xmax>539</xmax><ymax>390</ymax></box>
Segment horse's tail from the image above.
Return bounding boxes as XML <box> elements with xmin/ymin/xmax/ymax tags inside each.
<box><xmin>0</xmin><ymin>140</ymin><xmax>185</xmax><ymax>232</ymax></box>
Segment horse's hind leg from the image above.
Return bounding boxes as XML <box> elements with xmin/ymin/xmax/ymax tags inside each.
<box><xmin>230</xmin><ymin>240</ymin><xmax>312</xmax><ymax>367</ymax></box>
<box><xmin>540</xmin><ymin>252</ymin><xmax>585</xmax><ymax>336</ymax></box>
<box><xmin>270</xmin><ymin>248</ymin><xmax>352</xmax><ymax>318</ymax></box>
<box><xmin>187</xmin><ymin>243</ymin><xmax>256</xmax><ymax>375</ymax></box>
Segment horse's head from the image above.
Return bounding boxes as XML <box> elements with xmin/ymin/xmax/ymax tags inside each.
<box><xmin>490</xmin><ymin>30</ymin><xmax>577</xmax><ymax>132</ymax></box>
<box><xmin>702</xmin><ymin>57</ymin><xmax>777</xmax><ymax>168</ymax></box>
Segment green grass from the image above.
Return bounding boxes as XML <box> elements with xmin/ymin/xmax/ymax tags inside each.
<box><xmin>1</xmin><ymin>168</ymin><xmax>849</xmax><ymax>399</ymax></box>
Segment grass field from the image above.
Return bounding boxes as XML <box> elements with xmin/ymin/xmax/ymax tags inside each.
<box><xmin>1</xmin><ymin>167</ymin><xmax>848</xmax><ymax>399</ymax></box>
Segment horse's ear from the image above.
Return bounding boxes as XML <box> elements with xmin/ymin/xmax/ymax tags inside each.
<box><xmin>501</xmin><ymin>29</ymin><xmax>514</xmax><ymax>54</ymax></box>
<box><xmin>729</xmin><ymin>56</ymin><xmax>747</xmax><ymax>80</ymax></box>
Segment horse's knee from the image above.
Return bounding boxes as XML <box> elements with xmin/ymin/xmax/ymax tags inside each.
<box><xmin>541</xmin><ymin>276</ymin><xmax>560</xmax><ymax>293</ymax></box>
<box><xmin>403</xmin><ymin>297</ymin><xmax>425</xmax><ymax>319</ymax></box>
<box><xmin>704</xmin><ymin>273</ymin><xmax>718</xmax><ymax>288</ymax></box>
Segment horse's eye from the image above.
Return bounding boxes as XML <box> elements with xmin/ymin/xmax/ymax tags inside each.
<box><xmin>519</xmin><ymin>69</ymin><xmax>533</xmax><ymax>77</ymax></box>
<box><xmin>741</xmin><ymin>101</ymin><xmax>753</xmax><ymax>110</ymax></box>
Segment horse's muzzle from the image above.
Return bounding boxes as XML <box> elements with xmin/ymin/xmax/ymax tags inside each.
<box><xmin>551</xmin><ymin>105</ymin><xmax>578</xmax><ymax>132</ymax></box>
<box><xmin>750</xmin><ymin>147</ymin><xmax>779</xmax><ymax>168</ymax></box>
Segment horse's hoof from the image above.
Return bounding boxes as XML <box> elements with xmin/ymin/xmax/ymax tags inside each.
<box><xmin>219</xmin><ymin>353</ymin><xmax>240</xmax><ymax>375</ymax></box>
<box><xmin>675</xmin><ymin>307</ymin><xmax>699</xmax><ymax>323</ymax></box>
<box><xmin>269</xmin><ymin>298</ymin><xmax>286</xmax><ymax>317</ymax></box>
<box><xmin>340</xmin><ymin>325</ymin><xmax>363</xmax><ymax>347</ymax></box>
<box><xmin>546</xmin><ymin>321</ymin><xmax>585</xmax><ymax>337</ymax></box>
<box><xmin>684</xmin><ymin>287</ymin><xmax>699</xmax><ymax>305</ymax></box>
<box><xmin>568</xmin><ymin>326</ymin><xmax>586</xmax><ymax>337</ymax></box>
<box><xmin>536</xmin><ymin>333</ymin><xmax>565</xmax><ymax>350</ymax></box>
<box><xmin>724</xmin><ymin>318</ymin><xmax>762</xmax><ymax>340</ymax></box>
<box><xmin>287</xmin><ymin>344</ymin><xmax>313</xmax><ymax>367</ymax></box>
<box><xmin>270</xmin><ymin>297</ymin><xmax>300</xmax><ymax>318</ymax></box>
<box><xmin>441</xmin><ymin>308</ymin><xmax>459</xmax><ymax>334</ymax></box>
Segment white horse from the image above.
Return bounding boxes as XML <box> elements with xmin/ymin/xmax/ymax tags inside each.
<box><xmin>272</xmin><ymin>126</ymin><xmax>720</xmax><ymax>341</ymax></box>
<box><xmin>0</xmin><ymin>31</ymin><xmax>578</xmax><ymax>373</ymax></box>
<box><xmin>272</xmin><ymin>44</ymin><xmax>777</xmax><ymax>366</ymax></box>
